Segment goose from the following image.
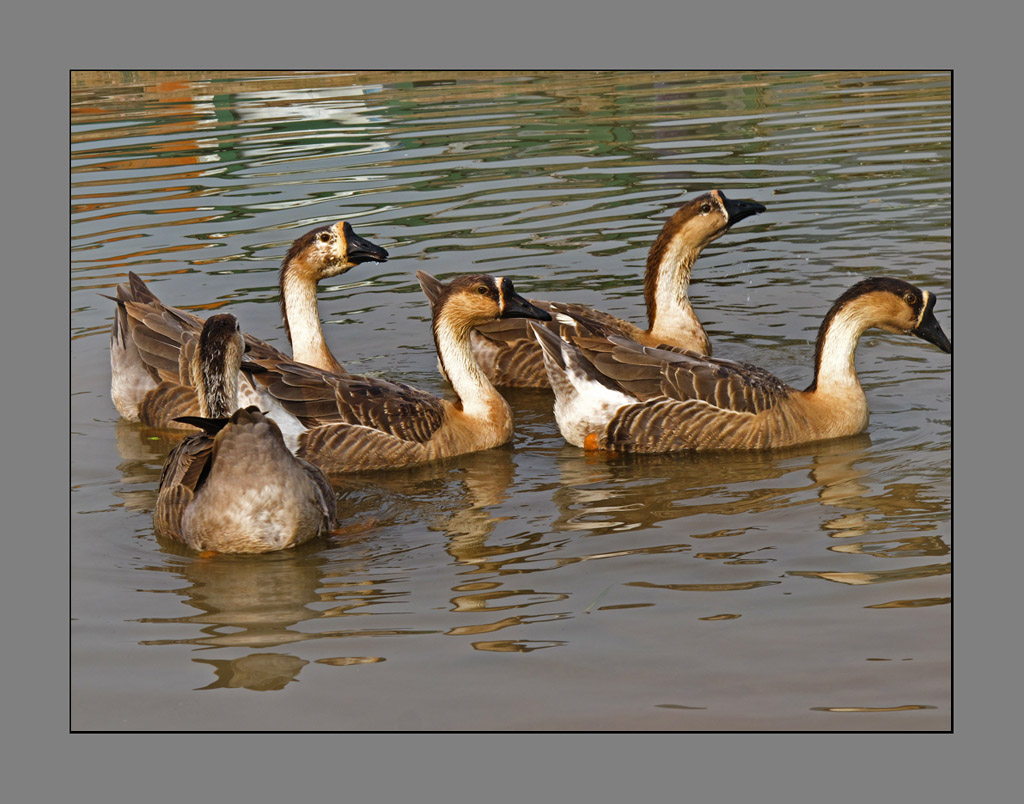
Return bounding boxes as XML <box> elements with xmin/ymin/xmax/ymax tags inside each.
<box><xmin>530</xmin><ymin>277</ymin><xmax>951</xmax><ymax>453</ymax></box>
<box><xmin>417</xmin><ymin>190</ymin><xmax>765</xmax><ymax>388</ymax></box>
<box><xmin>248</xmin><ymin>273</ymin><xmax>552</xmax><ymax>473</ymax></box>
<box><xmin>108</xmin><ymin>220</ymin><xmax>388</xmax><ymax>429</ymax></box>
<box><xmin>154</xmin><ymin>314</ymin><xmax>336</xmax><ymax>553</ymax></box>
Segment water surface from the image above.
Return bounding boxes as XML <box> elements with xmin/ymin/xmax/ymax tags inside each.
<box><xmin>71</xmin><ymin>70</ymin><xmax>951</xmax><ymax>731</ymax></box>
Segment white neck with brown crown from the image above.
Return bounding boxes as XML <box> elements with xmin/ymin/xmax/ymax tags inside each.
<box><xmin>645</xmin><ymin>235</ymin><xmax>710</xmax><ymax>352</ymax></box>
<box><xmin>810</xmin><ymin>301</ymin><xmax>875</xmax><ymax>399</ymax></box>
<box><xmin>281</xmin><ymin>269</ymin><xmax>344</xmax><ymax>374</ymax></box>
<box><xmin>434</xmin><ymin>316</ymin><xmax>509</xmax><ymax>422</ymax></box>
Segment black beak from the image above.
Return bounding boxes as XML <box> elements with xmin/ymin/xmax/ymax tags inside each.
<box><xmin>722</xmin><ymin>193</ymin><xmax>767</xmax><ymax>227</ymax></box>
<box><xmin>500</xmin><ymin>280</ymin><xmax>552</xmax><ymax>322</ymax></box>
<box><xmin>173</xmin><ymin>415</ymin><xmax>231</xmax><ymax>434</ymax></box>
<box><xmin>342</xmin><ymin>221</ymin><xmax>389</xmax><ymax>264</ymax></box>
<box><xmin>913</xmin><ymin>296</ymin><xmax>951</xmax><ymax>354</ymax></box>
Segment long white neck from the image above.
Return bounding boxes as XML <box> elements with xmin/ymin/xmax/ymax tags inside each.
<box><xmin>811</xmin><ymin>305</ymin><xmax>871</xmax><ymax>397</ymax></box>
<box><xmin>434</xmin><ymin>319</ymin><xmax>507</xmax><ymax>420</ymax></box>
<box><xmin>281</xmin><ymin>270</ymin><xmax>342</xmax><ymax>373</ymax></box>
<box><xmin>646</xmin><ymin>238</ymin><xmax>709</xmax><ymax>351</ymax></box>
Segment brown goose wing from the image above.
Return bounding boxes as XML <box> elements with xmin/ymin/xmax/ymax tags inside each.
<box><xmin>299</xmin><ymin>423</ymin><xmax>435</xmax><ymax>474</ymax></box>
<box><xmin>138</xmin><ymin>382</ymin><xmax>204</xmax><ymax>429</ymax></box>
<box><xmin>118</xmin><ymin>273</ymin><xmax>292</xmax><ymax>383</ymax></box>
<box><xmin>472</xmin><ymin>301</ymin><xmax>636</xmax><ymax>387</ymax></box>
<box><xmin>469</xmin><ymin>319</ymin><xmax>550</xmax><ymax>387</ymax></box>
<box><xmin>570</xmin><ymin>336</ymin><xmax>794</xmax><ymax>452</ymax></box>
<box><xmin>329</xmin><ymin>375</ymin><xmax>446</xmax><ymax>442</ymax></box>
<box><xmin>575</xmin><ymin>335</ymin><xmax>792</xmax><ymax>414</ymax></box>
<box><xmin>157</xmin><ymin>432</ymin><xmax>215</xmax><ymax>492</ymax></box>
<box><xmin>297</xmin><ymin>457</ymin><xmax>338</xmax><ymax>522</ymax></box>
<box><xmin>261</xmin><ymin>359</ymin><xmax>446</xmax><ymax>444</ymax></box>
<box><xmin>153</xmin><ymin>433</ymin><xmax>215</xmax><ymax>539</ymax></box>
<box><xmin>546</xmin><ymin>301</ymin><xmax>639</xmax><ymax>340</ymax></box>
<box><xmin>114</xmin><ymin>273</ymin><xmax>203</xmax><ymax>381</ymax></box>
<box><xmin>122</xmin><ymin>302</ymin><xmax>200</xmax><ymax>384</ymax></box>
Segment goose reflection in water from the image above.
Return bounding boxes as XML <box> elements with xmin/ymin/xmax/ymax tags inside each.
<box><xmin>135</xmin><ymin>546</ymin><xmax>325</xmax><ymax>690</ymax></box>
<box><xmin>111</xmin><ymin>418</ymin><xmax>184</xmax><ymax>513</ymax></box>
<box><xmin>135</xmin><ymin>545</ymin><xmax>405</xmax><ymax>690</ymax></box>
<box><xmin>546</xmin><ymin>436</ymin><xmax>879</xmax><ymax>536</ymax></box>
<box><xmin>326</xmin><ymin>445</ymin><xmax>519</xmax><ymax>567</ymax></box>
<box><xmin>542</xmin><ymin>433</ymin><xmax>949</xmax><ymax>590</ymax></box>
<box><xmin>193</xmin><ymin>653</ymin><xmax>309</xmax><ymax>692</ymax></box>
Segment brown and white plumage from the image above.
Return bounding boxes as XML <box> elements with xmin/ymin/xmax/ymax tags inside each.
<box><xmin>417</xmin><ymin>190</ymin><xmax>765</xmax><ymax>388</ymax></box>
<box><xmin>154</xmin><ymin>315</ymin><xmax>336</xmax><ymax>553</ymax></box>
<box><xmin>249</xmin><ymin>274</ymin><xmax>552</xmax><ymax>473</ymax></box>
<box><xmin>108</xmin><ymin>220</ymin><xmax>388</xmax><ymax>429</ymax></box>
<box><xmin>532</xmin><ymin>277</ymin><xmax>952</xmax><ymax>453</ymax></box>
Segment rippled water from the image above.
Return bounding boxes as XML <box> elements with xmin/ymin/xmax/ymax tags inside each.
<box><xmin>71</xmin><ymin>70</ymin><xmax>951</xmax><ymax>731</ymax></box>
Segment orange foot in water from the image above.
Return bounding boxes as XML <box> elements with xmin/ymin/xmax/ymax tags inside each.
<box><xmin>583</xmin><ymin>432</ymin><xmax>621</xmax><ymax>460</ymax></box>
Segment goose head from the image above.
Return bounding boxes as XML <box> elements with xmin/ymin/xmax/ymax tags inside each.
<box><xmin>825</xmin><ymin>277</ymin><xmax>952</xmax><ymax>353</ymax></box>
<box><xmin>644</xmin><ymin>191</ymin><xmax>765</xmax><ymax>336</ymax></box>
<box><xmin>280</xmin><ymin>220</ymin><xmax>389</xmax><ymax>284</ymax></box>
<box><xmin>278</xmin><ymin>220</ymin><xmax>389</xmax><ymax>350</ymax></box>
<box><xmin>433</xmin><ymin>274</ymin><xmax>552</xmax><ymax>335</ymax></box>
<box><xmin>195</xmin><ymin>313</ymin><xmax>248</xmax><ymax>418</ymax></box>
<box><xmin>653</xmin><ymin>189</ymin><xmax>766</xmax><ymax>258</ymax></box>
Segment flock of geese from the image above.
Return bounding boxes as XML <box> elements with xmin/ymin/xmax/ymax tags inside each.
<box><xmin>107</xmin><ymin>191</ymin><xmax>951</xmax><ymax>554</ymax></box>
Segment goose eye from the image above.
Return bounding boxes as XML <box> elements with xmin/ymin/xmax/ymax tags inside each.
<box><xmin>318</xmin><ymin>232</ymin><xmax>331</xmax><ymax>243</ymax></box>
<box><xmin>904</xmin><ymin>292</ymin><xmax>917</xmax><ymax>305</ymax></box>
<box><xmin>477</xmin><ymin>285</ymin><xmax>489</xmax><ymax>295</ymax></box>
<box><xmin>700</xmin><ymin>202</ymin><xmax>712</xmax><ymax>214</ymax></box>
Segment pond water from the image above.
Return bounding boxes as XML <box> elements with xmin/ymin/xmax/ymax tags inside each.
<box><xmin>71</xmin><ymin>70</ymin><xmax>951</xmax><ymax>731</ymax></box>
